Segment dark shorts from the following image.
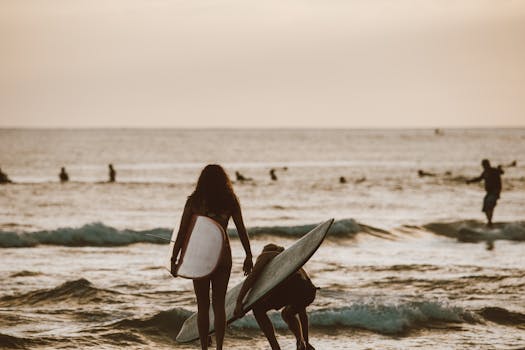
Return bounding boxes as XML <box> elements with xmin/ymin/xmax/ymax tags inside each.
<box><xmin>254</xmin><ymin>274</ymin><xmax>317</xmax><ymax>312</ymax></box>
<box><xmin>483</xmin><ymin>193</ymin><xmax>499</xmax><ymax>213</ymax></box>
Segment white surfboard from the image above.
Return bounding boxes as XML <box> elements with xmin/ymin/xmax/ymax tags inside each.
<box><xmin>176</xmin><ymin>218</ymin><xmax>334</xmax><ymax>343</ymax></box>
<box><xmin>166</xmin><ymin>215</ymin><xmax>226</xmax><ymax>279</ymax></box>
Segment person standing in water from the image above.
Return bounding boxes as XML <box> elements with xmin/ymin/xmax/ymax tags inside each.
<box><xmin>467</xmin><ymin>159</ymin><xmax>504</xmax><ymax>227</ymax></box>
<box><xmin>59</xmin><ymin>167</ymin><xmax>69</xmax><ymax>183</ymax></box>
<box><xmin>234</xmin><ymin>243</ymin><xmax>317</xmax><ymax>350</ymax></box>
<box><xmin>171</xmin><ymin>164</ymin><xmax>253</xmax><ymax>350</ymax></box>
<box><xmin>0</xmin><ymin>168</ymin><xmax>13</xmax><ymax>184</ymax></box>
<box><xmin>269</xmin><ymin>168</ymin><xmax>278</xmax><ymax>181</ymax></box>
<box><xmin>108</xmin><ymin>164</ymin><xmax>116</xmax><ymax>182</ymax></box>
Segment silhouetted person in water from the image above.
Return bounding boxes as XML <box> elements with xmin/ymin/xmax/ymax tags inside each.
<box><xmin>235</xmin><ymin>171</ymin><xmax>252</xmax><ymax>182</ymax></box>
<box><xmin>59</xmin><ymin>167</ymin><xmax>69</xmax><ymax>183</ymax></box>
<box><xmin>466</xmin><ymin>159</ymin><xmax>504</xmax><ymax>227</ymax></box>
<box><xmin>418</xmin><ymin>169</ymin><xmax>436</xmax><ymax>177</ymax></box>
<box><xmin>234</xmin><ymin>244</ymin><xmax>317</xmax><ymax>350</ymax></box>
<box><xmin>108</xmin><ymin>164</ymin><xmax>116</xmax><ymax>182</ymax></box>
<box><xmin>269</xmin><ymin>169</ymin><xmax>278</xmax><ymax>181</ymax></box>
<box><xmin>0</xmin><ymin>168</ymin><xmax>12</xmax><ymax>184</ymax></box>
<box><xmin>355</xmin><ymin>176</ymin><xmax>366</xmax><ymax>184</ymax></box>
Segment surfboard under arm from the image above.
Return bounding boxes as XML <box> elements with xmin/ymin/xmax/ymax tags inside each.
<box><xmin>176</xmin><ymin>218</ymin><xmax>333</xmax><ymax>343</ymax></box>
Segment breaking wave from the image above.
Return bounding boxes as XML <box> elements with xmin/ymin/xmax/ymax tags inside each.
<box><xmin>232</xmin><ymin>300</ymin><xmax>479</xmax><ymax>335</ymax></box>
<box><xmin>423</xmin><ymin>220</ymin><xmax>525</xmax><ymax>242</ymax></box>
<box><xmin>0</xmin><ymin>223</ymin><xmax>170</xmax><ymax>248</ymax></box>
<box><xmin>0</xmin><ymin>219</ymin><xmax>373</xmax><ymax>248</ymax></box>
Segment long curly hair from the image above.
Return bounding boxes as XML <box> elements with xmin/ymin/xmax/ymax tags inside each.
<box><xmin>190</xmin><ymin>164</ymin><xmax>237</xmax><ymax>213</ymax></box>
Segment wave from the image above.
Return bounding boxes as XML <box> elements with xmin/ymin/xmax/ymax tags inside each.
<box><xmin>113</xmin><ymin>308</ymin><xmax>192</xmax><ymax>339</ymax></box>
<box><xmin>109</xmin><ymin>300</ymin><xmax>477</xmax><ymax>337</ymax></box>
<box><xmin>0</xmin><ymin>278</ymin><xmax>120</xmax><ymax>307</ymax></box>
<box><xmin>232</xmin><ymin>300</ymin><xmax>479</xmax><ymax>335</ymax></box>
<box><xmin>9</xmin><ymin>270</ymin><xmax>42</xmax><ymax>278</ymax></box>
<box><xmin>0</xmin><ymin>219</ymin><xmax>373</xmax><ymax>248</ymax></box>
<box><xmin>0</xmin><ymin>223</ymin><xmax>171</xmax><ymax>248</ymax></box>
<box><xmin>423</xmin><ymin>220</ymin><xmax>525</xmax><ymax>242</ymax></box>
<box><xmin>233</xmin><ymin>218</ymin><xmax>364</xmax><ymax>237</ymax></box>
<box><xmin>0</xmin><ymin>333</ymin><xmax>47</xmax><ymax>349</ymax></box>
<box><xmin>479</xmin><ymin>307</ymin><xmax>525</xmax><ymax>326</ymax></box>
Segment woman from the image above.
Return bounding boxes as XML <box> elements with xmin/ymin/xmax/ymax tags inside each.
<box><xmin>171</xmin><ymin>164</ymin><xmax>253</xmax><ymax>350</ymax></box>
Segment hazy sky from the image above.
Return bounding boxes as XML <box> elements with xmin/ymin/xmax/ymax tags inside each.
<box><xmin>1</xmin><ymin>0</ymin><xmax>524</xmax><ymax>128</ymax></box>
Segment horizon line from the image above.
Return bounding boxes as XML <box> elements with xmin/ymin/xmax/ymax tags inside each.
<box><xmin>1</xmin><ymin>125</ymin><xmax>524</xmax><ymax>131</ymax></box>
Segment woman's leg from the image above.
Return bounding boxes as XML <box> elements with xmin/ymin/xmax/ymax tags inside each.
<box><xmin>193</xmin><ymin>278</ymin><xmax>211</xmax><ymax>350</ymax></box>
<box><xmin>211</xmin><ymin>260</ymin><xmax>231</xmax><ymax>350</ymax></box>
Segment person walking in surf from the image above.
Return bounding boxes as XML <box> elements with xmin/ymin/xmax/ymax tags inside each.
<box><xmin>171</xmin><ymin>164</ymin><xmax>253</xmax><ymax>350</ymax></box>
<box><xmin>108</xmin><ymin>164</ymin><xmax>116</xmax><ymax>182</ymax></box>
<box><xmin>466</xmin><ymin>159</ymin><xmax>504</xmax><ymax>227</ymax></box>
<box><xmin>234</xmin><ymin>243</ymin><xmax>317</xmax><ymax>350</ymax></box>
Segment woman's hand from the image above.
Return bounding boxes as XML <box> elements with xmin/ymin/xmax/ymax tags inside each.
<box><xmin>243</xmin><ymin>255</ymin><xmax>253</xmax><ymax>276</ymax></box>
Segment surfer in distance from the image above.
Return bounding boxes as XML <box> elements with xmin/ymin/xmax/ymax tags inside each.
<box><xmin>234</xmin><ymin>243</ymin><xmax>317</xmax><ymax>350</ymax></box>
<box><xmin>108</xmin><ymin>164</ymin><xmax>116</xmax><ymax>182</ymax></box>
<box><xmin>466</xmin><ymin>159</ymin><xmax>504</xmax><ymax>227</ymax></box>
<box><xmin>59</xmin><ymin>167</ymin><xmax>69</xmax><ymax>182</ymax></box>
<box><xmin>235</xmin><ymin>171</ymin><xmax>252</xmax><ymax>182</ymax></box>
<box><xmin>0</xmin><ymin>167</ymin><xmax>13</xmax><ymax>184</ymax></box>
<box><xmin>270</xmin><ymin>168</ymin><xmax>278</xmax><ymax>181</ymax></box>
<box><xmin>171</xmin><ymin>164</ymin><xmax>253</xmax><ymax>350</ymax></box>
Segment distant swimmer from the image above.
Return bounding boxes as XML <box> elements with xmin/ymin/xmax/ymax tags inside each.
<box><xmin>234</xmin><ymin>244</ymin><xmax>317</xmax><ymax>350</ymax></box>
<box><xmin>466</xmin><ymin>159</ymin><xmax>504</xmax><ymax>227</ymax></box>
<box><xmin>0</xmin><ymin>168</ymin><xmax>13</xmax><ymax>184</ymax></box>
<box><xmin>355</xmin><ymin>176</ymin><xmax>366</xmax><ymax>184</ymax></box>
<box><xmin>418</xmin><ymin>169</ymin><xmax>436</xmax><ymax>177</ymax></box>
<box><xmin>339</xmin><ymin>176</ymin><xmax>347</xmax><ymax>184</ymax></box>
<box><xmin>108</xmin><ymin>164</ymin><xmax>116</xmax><ymax>182</ymax></box>
<box><xmin>269</xmin><ymin>169</ymin><xmax>278</xmax><ymax>181</ymax></box>
<box><xmin>59</xmin><ymin>167</ymin><xmax>69</xmax><ymax>183</ymax></box>
<box><xmin>235</xmin><ymin>171</ymin><xmax>253</xmax><ymax>182</ymax></box>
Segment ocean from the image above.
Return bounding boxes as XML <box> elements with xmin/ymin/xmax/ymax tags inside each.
<box><xmin>0</xmin><ymin>128</ymin><xmax>524</xmax><ymax>349</ymax></box>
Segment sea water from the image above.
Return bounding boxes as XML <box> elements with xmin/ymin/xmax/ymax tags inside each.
<box><xmin>0</xmin><ymin>128</ymin><xmax>524</xmax><ymax>349</ymax></box>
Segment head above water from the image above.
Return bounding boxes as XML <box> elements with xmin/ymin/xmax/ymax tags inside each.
<box><xmin>481</xmin><ymin>159</ymin><xmax>491</xmax><ymax>169</ymax></box>
<box><xmin>193</xmin><ymin>164</ymin><xmax>236</xmax><ymax>212</ymax></box>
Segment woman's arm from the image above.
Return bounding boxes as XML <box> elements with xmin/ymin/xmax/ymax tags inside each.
<box><xmin>232</xmin><ymin>197</ymin><xmax>253</xmax><ymax>275</ymax></box>
<box><xmin>170</xmin><ymin>197</ymin><xmax>193</xmax><ymax>275</ymax></box>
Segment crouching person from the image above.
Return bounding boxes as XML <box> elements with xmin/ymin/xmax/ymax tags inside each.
<box><xmin>234</xmin><ymin>243</ymin><xmax>317</xmax><ymax>350</ymax></box>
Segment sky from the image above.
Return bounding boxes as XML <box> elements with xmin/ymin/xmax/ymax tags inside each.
<box><xmin>1</xmin><ymin>0</ymin><xmax>524</xmax><ymax>128</ymax></box>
